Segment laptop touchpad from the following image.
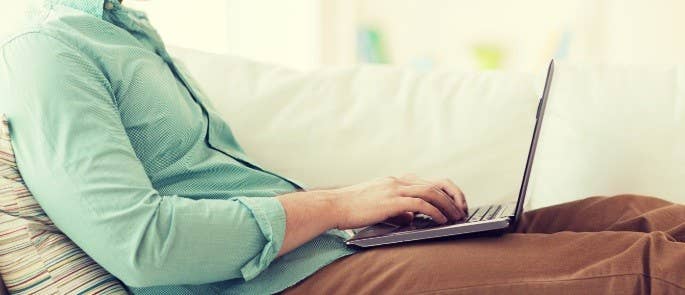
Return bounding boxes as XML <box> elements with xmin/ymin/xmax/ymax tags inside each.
<box><xmin>352</xmin><ymin>223</ymin><xmax>400</xmax><ymax>239</ymax></box>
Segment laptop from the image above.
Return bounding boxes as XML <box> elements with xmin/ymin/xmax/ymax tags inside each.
<box><xmin>346</xmin><ymin>60</ymin><xmax>555</xmax><ymax>248</ymax></box>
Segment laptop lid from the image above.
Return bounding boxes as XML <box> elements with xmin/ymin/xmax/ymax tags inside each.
<box><xmin>511</xmin><ymin>60</ymin><xmax>554</xmax><ymax>227</ymax></box>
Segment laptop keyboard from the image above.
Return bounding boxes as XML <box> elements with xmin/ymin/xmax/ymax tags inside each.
<box><xmin>410</xmin><ymin>204</ymin><xmax>504</xmax><ymax>229</ymax></box>
<box><xmin>352</xmin><ymin>204</ymin><xmax>510</xmax><ymax>239</ymax></box>
<box><xmin>465</xmin><ymin>204</ymin><xmax>503</xmax><ymax>223</ymax></box>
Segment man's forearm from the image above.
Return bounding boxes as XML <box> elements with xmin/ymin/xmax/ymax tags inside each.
<box><xmin>275</xmin><ymin>190</ymin><xmax>340</xmax><ymax>257</ymax></box>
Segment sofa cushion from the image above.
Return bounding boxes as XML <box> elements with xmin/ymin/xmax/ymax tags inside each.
<box><xmin>0</xmin><ymin>117</ymin><xmax>128</xmax><ymax>294</ymax></box>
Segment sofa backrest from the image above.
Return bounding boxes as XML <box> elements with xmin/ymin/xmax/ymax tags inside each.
<box><xmin>170</xmin><ymin>47</ymin><xmax>685</xmax><ymax>208</ymax></box>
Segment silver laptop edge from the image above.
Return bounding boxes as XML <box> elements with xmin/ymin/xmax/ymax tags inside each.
<box><xmin>346</xmin><ymin>60</ymin><xmax>555</xmax><ymax>248</ymax></box>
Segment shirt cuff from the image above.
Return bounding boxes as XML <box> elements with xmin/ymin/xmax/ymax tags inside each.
<box><xmin>234</xmin><ymin>196</ymin><xmax>287</xmax><ymax>281</ymax></box>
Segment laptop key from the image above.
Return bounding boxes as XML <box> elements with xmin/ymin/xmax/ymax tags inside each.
<box><xmin>486</xmin><ymin>205</ymin><xmax>503</xmax><ymax>220</ymax></box>
<box><xmin>470</xmin><ymin>206</ymin><xmax>491</xmax><ymax>222</ymax></box>
<box><xmin>465</xmin><ymin>207</ymin><xmax>481</xmax><ymax>222</ymax></box>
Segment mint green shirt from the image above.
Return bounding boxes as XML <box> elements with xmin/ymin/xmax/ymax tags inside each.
<box><xmin>0</xmin><ymin>1</ymin><xmax>355</xmax><ymax>294</ymax></box>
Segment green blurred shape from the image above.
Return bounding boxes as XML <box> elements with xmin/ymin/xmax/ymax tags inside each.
<box><xmin>473</xmin><ymin>44</ymin><xmax>504</xmax><ymax>70</ymax></box>
<box><xmin>357</xmin><ymin>26</ymin><xmax>388</xmax><ymax>63</ymax></box>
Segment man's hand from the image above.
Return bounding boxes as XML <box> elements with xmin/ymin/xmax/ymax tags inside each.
<box><xmin>329</xmin><ymin>175</ymin><xmax>468</xmax><ymax>230</ymax></box>
<box><xmin>276</xmin><ymin>175</ymin><xmax>467</xmax><ymax>257</ymax></box>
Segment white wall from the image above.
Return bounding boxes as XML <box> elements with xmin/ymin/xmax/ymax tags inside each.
<box><xmin>603</xmin><ymin>0</ymin><xmax>685</xmax><ymax>65</ymax></box>
<box><xmin>224</xmin><ymin>0</ymin><xmax>322</xmax><ymax>69</ymax></box>
<box><xmin>125</xmin><ymin>0</ymin><xmax>230</xmax><ymax>54</ymax></box>
<box><xmin>113</xmin><ymin>0</ymin><xmax>685</xmax><ymax>71</ymax></box>
<box><xmin>126</xmin><ymin>0</ymin><xmax>322</xmax><ymax>70</ymax></box>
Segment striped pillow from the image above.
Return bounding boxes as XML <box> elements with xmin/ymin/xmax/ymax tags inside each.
<box><xmin>0</xmin><ymin>116</ymin><xmax>128</xmax><ymax>294</ymax></box>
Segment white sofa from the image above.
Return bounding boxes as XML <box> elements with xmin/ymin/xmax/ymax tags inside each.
<box><xmin>169</xmin><ymin>47</ymin><xmax>685</xmax><ymax>210</ymax></box>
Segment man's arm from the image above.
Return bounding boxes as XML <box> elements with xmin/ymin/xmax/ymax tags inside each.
<box><xmin>0</xmin><ymin>32</ymin><xmax>290</xmax><ymax>287</ymax></box>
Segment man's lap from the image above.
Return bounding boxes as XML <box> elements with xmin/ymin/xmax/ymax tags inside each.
<box><xmin>282</xmin><ymin>195</ymin><xmax>685</xmax><ymax>294</ymax></box>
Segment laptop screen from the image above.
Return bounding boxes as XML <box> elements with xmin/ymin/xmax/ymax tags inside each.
<box><xmin>512</xmin><ymin>60</ymin><xmax>555</xmax><ymax>226</ymax></box>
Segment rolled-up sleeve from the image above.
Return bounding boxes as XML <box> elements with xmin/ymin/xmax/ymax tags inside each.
<box><xmin>234</xmin><ymin>197</ymin><xmax>286</xmax><ymax>280</ymax></box>
<box><xmin>0</xmin><ymin>32</ymin><xmax>286</xmax><ymax>287</ymax></box>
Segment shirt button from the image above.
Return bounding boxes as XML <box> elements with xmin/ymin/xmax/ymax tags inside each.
<box><xmin>104</xmin><ymin>2</ymin><xmax>114</xmax><ymax>10</ymax></box>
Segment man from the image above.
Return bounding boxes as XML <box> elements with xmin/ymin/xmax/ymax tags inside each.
<box><xmin>0</xmin><ymin>1</ymin><xmax>683</xmax><ymax>294</ymax></box>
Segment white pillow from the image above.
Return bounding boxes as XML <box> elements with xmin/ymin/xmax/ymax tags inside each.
<box><xmin>529</xmin><ymin>63</ymin><xmax>685</xmax><ymax>208</ymax></box>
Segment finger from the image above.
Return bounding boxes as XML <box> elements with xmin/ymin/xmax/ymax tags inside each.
<box><xmin>398</xmin><ymin>184</ymin><xmax>461</xmax><ymax>222</ymax></box>
<box><xmin>396</xmin><ymin>197</ymin><xmax>448</xmax><ymax>224</ymax></box>
<box><xmin>399</xmin><ymin>175</ymin><xmax>464</xmax><ymax>220</ymax></box>
<box><xmin>432</xmin><ymin>186</ymin><xmax>464</xmax><ymax>220</ymax></box>
<box><xmin>438</xmin><ymin>179</ymin><xmax>468</xmax><ymax>215</ymax></box>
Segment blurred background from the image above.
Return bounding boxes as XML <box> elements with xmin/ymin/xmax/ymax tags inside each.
<box><xmin>120</xmin><ymin>0</ymin><xmax>685</xmax><ymax>72</ymax></box>
<box><xmin>4</xmin><ymin>0</ymin><xmax>685</xmax><ymax>72</ymax></box>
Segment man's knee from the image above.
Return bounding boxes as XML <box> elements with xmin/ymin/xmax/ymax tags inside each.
<box><xmin>586</xmin><ymin>194</ymin><xmax>671</xmax><ymax>209</ymax></box>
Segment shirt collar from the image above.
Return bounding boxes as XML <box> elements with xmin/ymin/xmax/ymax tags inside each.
<box><xmin>46</xmin><ymin>0</ymin><xmax>118</xmax><ymax>18</ymax></box>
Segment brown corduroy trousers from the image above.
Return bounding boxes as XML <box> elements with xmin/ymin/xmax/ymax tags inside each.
<box><xmin>282</xmin><ymin>195</ymin><xmax>685</xmax><ymax>294</ymax></box>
